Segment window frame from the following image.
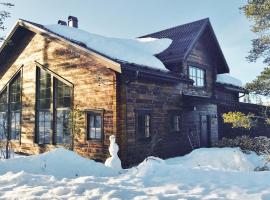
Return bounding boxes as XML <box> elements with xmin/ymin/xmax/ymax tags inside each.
<box><xmin>168</xmin><ymin>110</ymin><xmax>182</xmax><ymax>134</ymax></box>
<box><xmin>188</xmin><ymin>65</ymin><xmax>206</xmax><ymax>88</ymax></box>
<box><xmin>0</xmin><ymin>86</ymin><xmax>9</xmax><ymax>140</ymax></box>
<box><xmin>135</xmin><ymin>109</ymin><xmax>152</xmax><ymax>141</ymax></box>
<box><xmin>0</xmin><ymin>68</ymin><xmax>23</xmax><ymax>142</ymax></box>
<box><xmin>85</xmin><ymin>109</ymin><xmax>104</xmax><ymax>142</ymax></box>
<box><xmin>35</xmin><ymin>67</ymin><xmax>52</xmax><ymax>145</ymax></box>
<box><xmin>35</xmin><ymin>64</ymin><xmax>74</xmax><ymax>145</ymax></box>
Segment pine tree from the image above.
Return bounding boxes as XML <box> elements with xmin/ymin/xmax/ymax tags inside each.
<box><xmin>246</xmin><ymin>67</ymin><xmax>270</xmax><ymax>96</ymax></box>
<box><xmin>241</xmin><ymin>0</ymin><xmax>270</xmax><ymax>65</ymax></box>
<box><xmin>0</xmin><ymin>2</ymin><xmax>14</xmax><ymax>41</ymax></box>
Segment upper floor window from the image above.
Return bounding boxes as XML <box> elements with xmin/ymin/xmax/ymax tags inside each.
<box><xmin>189</xmin><ymin>66</ymin><xmax>205</xmax><ymax>87</ymax></box>
<box><xmin>136</xmin><ymin>109</ymin><xmax>151</xmax><ymax>140</ymax></box>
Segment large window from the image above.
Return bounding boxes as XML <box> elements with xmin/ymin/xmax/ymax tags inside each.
<box><xmin>189</xmin><ymin>66</ymin><xmax>205</xmax><ymax>87</ymax></box>
<box><xmin>86</xmin><ymin>110</ymin><xmax>103</xmax><ymax>140</ymax></box>
<box><xmin>36</xmin><ymin>67</ymin><xmax>72</xmax><ymax>145</ymax></box>
<box><xmin>36</xmin><ymin>68</ymin><xmax>51</xmax><ymax>144</ymax></box>
<box><xmin>136</xmin><ymin>110</ymin><xmax>151</xmax><ymax>140</ymax></box>
<box><xmin>0</xmin><ymin>72</ymin><xmax>22</xmax><ymax>141</ymax></box>
<box><xmin>9</xmin><ymin>73</ymin><xmax>21</xmax><ymax>140</ymax></box>
<box><xmin>0</xmin><ymin>89</ymin><xmax>7</xmax><ymax>140</ymax></box>
<box><xmin>55</xmin><ymin>79</ymin><xmax>72</xmax><ymax>144</ymax></box>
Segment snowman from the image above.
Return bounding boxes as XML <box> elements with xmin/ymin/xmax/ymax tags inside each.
<box><xmin>105</xmin><ymin>135</ymin><xmax>122</xmax><ymax>170</ymax></box>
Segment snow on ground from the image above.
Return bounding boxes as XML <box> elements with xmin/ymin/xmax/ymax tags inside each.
<box><xmin>217</xmin><ymin>74</ymin><xmax>243</xmax><ymax>87</ymax></box>
<box><xmin>45</xmin><ymin>24</ymin><xmax>172</xmax><ymax>71</ymax></box>
<box><xmin>0</xmin><ymin>148</ymin><xmax>117</xmax><ymax>179</ymax></box>
<box><xmin>1</xmin><ymin>147</ymin><xmax>270</xmax><ymax>199</ymax></box>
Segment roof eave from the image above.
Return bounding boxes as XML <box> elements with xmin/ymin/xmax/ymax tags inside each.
<box><xmin>122</xmin><ymin>63</ymin><xmax>193</xmax><ymax>84</ymax></box>
<box><xmin>216</xmin><ymin>82</ymin><xmax>247</xmax><ymax>93</ymax></box>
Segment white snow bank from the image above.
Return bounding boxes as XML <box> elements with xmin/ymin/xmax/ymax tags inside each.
<box><xmin>0</xmin><ymin>147</ymin><xmax>270</xmax><ymax>199</ymax></box>
<box><xmin>45</xmin><ymin>24</ymin><xmax>172</xmax><ymax>70</ymax></box>
<box><xmin>217</xmin><ymin>74</ymin><xmax>242</xmax><ymax>87</ymax></box>
<box><xmin>128</xmin><ymin>148</ymin><xmax>265</xmax><ymax>180</ymax></box>
<box><xmin>0</xmin><ymin>148</ymin><xmax>117</xmax><ymax>179</ymax></box>
<box><xmin>166</xmin><ymin>147</ymin><xmax>264</xmax><ymax>171</ymax></box>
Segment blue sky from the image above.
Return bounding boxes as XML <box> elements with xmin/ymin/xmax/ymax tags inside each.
<box><xmin>2</xmin><ymin>0</ymin><xmax>265</xmax><ymax>84</ymax></box>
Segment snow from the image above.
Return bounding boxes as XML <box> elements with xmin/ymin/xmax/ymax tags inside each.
<box><xmin>0</xmin><ymin>148</ymin><xmax>117</xmax><ymax>179</ymax></box>
<box><xmin>217</xmin><ymin>74</ymin><xmax>243</xmax><ymax>87</ymax></box>
<box><xmin>104</xmin><ymin>135</ymin><xmax>122</xmax><ymax>170</ymax></box>
<box><xmin>1</xmin><ymin>147</ymin><xmax>270</xmax><ymax>199</ymax></box>
<box><xmin>165</xmin><ymin>147</ymin><xmax>263</xmax><ymax>171</ymax></box>
<box><xmin>45</xmin><ymin>24</ymin><xmax>172</xmax><ymax>71</ymax></box>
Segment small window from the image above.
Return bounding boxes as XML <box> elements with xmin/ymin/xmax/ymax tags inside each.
<box><xmin>86</xmin><ymin>110</ymin><xmax>103</xmax><ymax>140</ymax></box>
<box><xmin>170</xmin><ymin>114</ymin><xmax>181</xmax><ymax>132</ymax></box>
<box><xmin>136</xmin><ymin>110</ymin><xmax>151</xmax><ymax>140</ymax></box>
<box><xmin>189</xmin><ymin>66</ymin><xmax>205</xmax><ymax>87</ymax></box>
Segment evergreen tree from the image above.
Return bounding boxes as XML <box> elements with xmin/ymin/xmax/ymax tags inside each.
<box><xmin>0</xmin><ymin>2</ymin><xmax>14</xmax><ymax>41</ymax></box>
<box><xmin>222</xmin><ymin>1</ymin><xmax>270</xmax><ymax>129</ymax></box>
<box><xmin>241</xmin><ymin>0</ymin><xmax>270</xmax><ymax>65</ymax></box>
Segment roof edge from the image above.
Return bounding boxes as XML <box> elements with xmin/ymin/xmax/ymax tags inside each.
<box><xmin>0</xmin><ymin>19</ymin><xmax>122</xmax><ymax>73</ymax></box>
<box><xmin>183</xmin><ymin>19</ymin><xmax>229</xmax><ymax>74</ymax></box>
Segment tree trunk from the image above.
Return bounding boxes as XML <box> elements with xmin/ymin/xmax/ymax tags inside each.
<box><xmin>5</xmin><ymin>140</ymin><xmax>9</xmax><ymax>159</ymax></box>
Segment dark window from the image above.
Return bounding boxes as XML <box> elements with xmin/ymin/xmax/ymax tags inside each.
<box><xmin>0</xmin><ymin>72</ymin><xmax>22</xmax><ymax>141</ymax></box>
<box><xmin>56</xmin><ymin>79</ymin><xmax>72</xmax><ymax>108</ymax></box>
<box><xmin>9</xmin><ymin>73</ymin><xmax>21</xmax><ymax>140</ymax></box>
<box><xmin>55</xmin><ymin>79</ymin><xmax>72</xmax><ymax>144</ymax></box>
<box><xmin>136</xmin><ymin>110</ymin><xmax>151</xmax><ymax>140</ymax></box>
<box><xmin>36</xmin><ymin>68</ymin><xmax>51</xmax><ymax>144</ymax></box>
<box><xmin>87</xmin><ymin>111</ymin><xmax>103</xmax><ymax>140</ymax></box>
<box><xmin>169</xmin><ymin>114</ymin><xmax>181</xmax><ymax>133</ymax></box>
<box><xmin>36</xmin><ymin>67</ymin><xmax>73</xmax><ymax>145</ymax></box>
<box><xmin>0</xmin><ymin>89</ymin><xmax>7</xmax><ymax>140</ymax></box>
<box><xmin>189</xmin><ymin>66</ymin><xmax>205</xmax><ymax>87</ymax></box>
<box><xmin>56</xmin><ymin>109</ymin><xmax>71</xmax><ymax>144</ymax></box>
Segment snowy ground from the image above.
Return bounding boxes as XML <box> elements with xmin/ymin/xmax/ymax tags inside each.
<box><xmin>0</xmin><ymin>148</ymin><xmax>270</xmax><ymax>200</ymax></box>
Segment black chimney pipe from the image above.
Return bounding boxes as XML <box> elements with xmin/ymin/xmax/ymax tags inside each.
<box><xmin>68</xmin><ymin>16</ymin><xmax>78</xmax><ymax>28</ymax></box>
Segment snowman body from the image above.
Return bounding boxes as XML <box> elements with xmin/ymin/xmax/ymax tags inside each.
<box><xmin>105</xmin><ymin>135</ymin><xmax>122</xmax><ymax>170</ymax></box>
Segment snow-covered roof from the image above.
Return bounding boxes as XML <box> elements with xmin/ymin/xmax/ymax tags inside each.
<box><xmin>45</xmin><ymin>25</ymin><xmax>172</xmax><ymax>71</ymax></box>
<box><xmin>216</xmin><ymin>74</ymin><xmax>242</xmax><ymax>87</ymax></box>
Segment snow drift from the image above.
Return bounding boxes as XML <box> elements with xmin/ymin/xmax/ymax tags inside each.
<box><xmin>1</xmin><ymin>147</ymin><xmax>270</xmax><ymax>199</ymax></box>
<box><xmin>45</xmin><ymin>24</ymin><xmax>172</xmax><ymax>71</ymax></box>
<box><xmin>166</xmin><ymin>147</ymin><xmax>264</xmax><ymax>171</ymax></box>
<box><xmin>0</xmin><ymin>148</ymin><xmax>117</xmax><ymax>179</ymax></box>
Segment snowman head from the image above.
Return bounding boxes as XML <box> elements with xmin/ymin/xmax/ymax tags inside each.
<box><xmin>109</xmin><ymin>135</ymin><xmax>116</xmax><ymax>143</ymax></box>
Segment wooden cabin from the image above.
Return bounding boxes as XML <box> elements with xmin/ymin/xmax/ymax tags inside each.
<box><xmin>0</xmin><ymin>17</ymin><xmax>265</xmax><ymax>167</ymax></box>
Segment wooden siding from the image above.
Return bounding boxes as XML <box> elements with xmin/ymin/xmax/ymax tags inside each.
<box><xmin>184</xmin><ymin>31</ymin><xmax>217</xmax><ymax>97</ymax></box>
<box><xmin>0</xmin><ymin>32</ymin><xmax>118</xmax><ymax>162</ymax></box>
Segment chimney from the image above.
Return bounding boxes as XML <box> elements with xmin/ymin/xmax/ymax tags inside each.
<box><xmin>58</xmin><ymin>20</ymin><xmax>67</xmax><ymax>26</ymax></box>
<box><xmin>68</xmin><ymin>16</ymin><xmax>78</xmax><ymax>28</ymax></box>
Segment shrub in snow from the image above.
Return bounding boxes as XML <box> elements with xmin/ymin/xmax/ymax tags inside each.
<box><xmin>222</xmin><ymin>112</ymin><xmax>255</xmax><ymax>129</ymax></box>
<box><xmin>215</xmin><ymin>136</ymin><xmax>270</xmax><ymax>169</ymax></box>
<box><xmin>215</xmin><ymin>135</ymin><xmax>270</xmax><ymax>155</ymax></box>
<box><xmin>105</xmin><ymin>135</ymin><xmax>122</xmax><ymax>171</ymax></box>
